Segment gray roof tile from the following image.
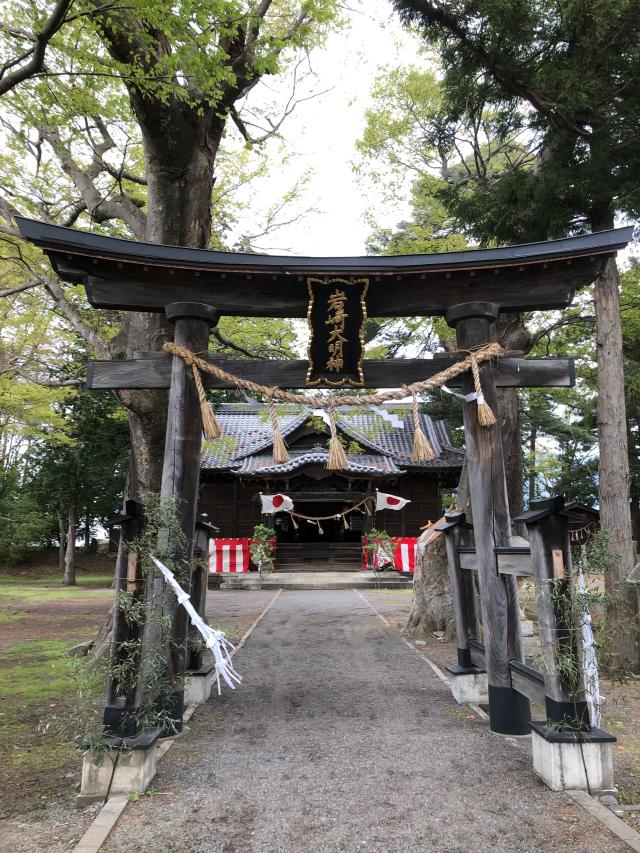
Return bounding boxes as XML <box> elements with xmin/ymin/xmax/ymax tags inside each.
<box><xmin>201</xmin><ymin>403</ymin><xmax>463</xmax><ymax>475</ymax></box>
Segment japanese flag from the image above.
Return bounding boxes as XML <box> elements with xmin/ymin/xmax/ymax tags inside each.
<box><xmin>260</xmin><ymin>493</ymin><xmax>294</xmax><ymax>514</ymax></box>
<box><xmin>376</xmin><ymin>492</ymin><xmax>410</xmax><ymax>512</ymax></box>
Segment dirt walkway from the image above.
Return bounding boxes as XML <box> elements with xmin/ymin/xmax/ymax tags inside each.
<box><xmin>102</xmin><ymin>589</ymin><xmax>629</xmax><ymax>853</ymax></box>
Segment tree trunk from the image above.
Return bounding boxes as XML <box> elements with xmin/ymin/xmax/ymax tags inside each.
<box><xmin>405</xmin><ymin>527</ymin><xmax>454</xmax><ymax>639</ymax></box>
<box><xmin>591</xmin><ymin>231</ymin><xmax>639</xmax><ymax>669</ymax></box>
<box><xmin>84</xmin><ymin>511</ymin><xmax>91</xmax><ymax>551</ymax></box>
<box><xmin>57</xmin><ymin>511</ymin><xmax>66</xmax><ymax>575</ymax></box>
<box><xmin>528</xmin><ymin>421</ymin><xmax>537</xmax><ymax>503</ymax></box>
<box><xmin>63</xmin><ymin>505</ymin><xmax>76</xmax><ymax>586</ymax></box>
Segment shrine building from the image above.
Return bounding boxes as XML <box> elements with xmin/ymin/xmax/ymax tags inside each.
<box><xmin>198</xmin><ymin>402</ymin><xmax>463</xmax><ymax>568</ymax></box>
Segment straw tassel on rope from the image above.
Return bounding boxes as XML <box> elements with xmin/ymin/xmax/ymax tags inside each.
<box><xmin>410</xmin><ymin>390</ymin><xmax>436</xmax><ymax>462</ymax></box>
<box><xmin>191</xmin><ymin>364</ymin><xmax>222</xmax><ymax>439</ymax></box>
<box><xmin>268</xmin><ymin>391</ymin><xmax>289</xmax><ymax>465</ymax></box>
<box><xmin>469</xmin><ymin>354</ymin><xmax>496</xmax><ymax>426</ymax></box>
<box><xmin>326</xmin><ymin>404</ymin><xmax>348</xmax><ymax>470</ymax></box>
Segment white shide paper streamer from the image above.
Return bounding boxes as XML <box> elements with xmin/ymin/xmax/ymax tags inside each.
<box><xmin>577</xmin><ymin>564</ymin><xmax>603</xmax><ymax>728</ymax></box>
<box><xmin>151</xmin><ymin>556</ymin><xmax>241</xmax><ymax>695</ymax></box>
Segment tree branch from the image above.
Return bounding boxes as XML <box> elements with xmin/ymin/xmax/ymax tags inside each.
<box><xmin>212</xmin><ymin>327</ymin><xmax>266</xmax><ymax>360</ymax></box>
<box><xmin>0</xmin><ymin>280</ymin><xmax>42</xmax><ymax>298</ymax></box>
<box><xmin>392</xmin><ymin>0</ymin><xmax>592</xmax><ymax>140</ymax></box>
<box><xmin>41</xmin><ymin>276</ymin><xmax>111</xmax><ymax>359</ymax></box>
<box><xmin>0</xmin><ymin>0</ymin><xmax>75</xmax><ymax>96</ymax></box>
<box><xmin>40</xmin><ymin>125</ymin><xmax>146</xmax><ymax>238</ymax></box>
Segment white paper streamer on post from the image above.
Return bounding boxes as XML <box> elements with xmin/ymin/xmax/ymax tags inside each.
<box><xmin>151</xmin><ymin>556</ymin><xmax>241</xmax><ymax>695</ymax></box>
<box><xmin>441</xmin><ymin>386</ymin><xmax>479</xmax><ymax>403</ymax></box>
<box><xmin>577</xmin><ymin>563</ymin><xmax>602</xmax><ymax>728</ymax></box>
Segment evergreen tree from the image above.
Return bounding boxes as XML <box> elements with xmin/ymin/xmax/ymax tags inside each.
<box><xmin>391</xmin><ymin>0</ymin><xmax>640</xmax><ymax>668</ymax></box>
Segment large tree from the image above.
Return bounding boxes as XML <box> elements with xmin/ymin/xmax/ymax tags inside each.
<box><xmin>391</xmin><ymin>0</ymin><xmax>640</xmax><ymax>668</ymax></box>
<box><xmin>0</xmin><ymin>0</ymin><xmax>340</xmax><ymax>501</ymax></box>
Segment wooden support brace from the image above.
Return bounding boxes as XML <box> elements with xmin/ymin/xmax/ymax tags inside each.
<box><xmin>435</xmin><ymin>512</ymin><xmax>480</xmax><ymax>674</ymax></box>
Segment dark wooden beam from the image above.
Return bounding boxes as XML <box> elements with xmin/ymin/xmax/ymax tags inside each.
<box><xmin>16</xmin><ymin>216</ymin><xmax>633</xmax><ymax>318</ymax></box>
<box><xmin>87</xmin><ymin>355</ymin><xmax>575</xmax><ymax>391</ymax></box>
<box><xmin>79</xmin><ymin>257</ymin><xmax>604</xmax><ymax>316</ymax></box>
<box><xmin>509</xmin><ymin>660</ymin><xmax>546</xmax><ymax>706</ymax></box>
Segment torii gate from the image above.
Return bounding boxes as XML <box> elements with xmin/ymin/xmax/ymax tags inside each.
<box><xmin>16</xmin><ymin>217</ymin><xmax>632</xmax><ymax>796</ymax></box>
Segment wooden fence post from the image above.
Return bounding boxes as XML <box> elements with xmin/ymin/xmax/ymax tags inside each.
<box><xmin>103</xmin><ymin>499</ymin><xmax>148</xmax><ymax>737</ymax></box>
<box><xmin>445</xmin><ymin>301</ymin><xmax>530</xmax><ymax>734</ymax></box>
<box><xmin>436</xmin><ymin>511</ymin><xmax>478</xmax><ymax>670</ymax></box>
<box><xmin>184</xmin><ymin>515</ymin><xmax>217</xmax><ymax>704</ymax></box>
<box><xmin>436</xmin><ymin>510</ymin><xmax>488</xmax><ymax>704</ymax></box>
<box><xmin>515</xmin><ymin>495</ymin><xmax>616</xmax><ymax>790</ymax></box>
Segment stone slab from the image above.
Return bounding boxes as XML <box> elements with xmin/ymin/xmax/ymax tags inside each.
<box><xmin>184</xmin><ymin>670</ymin><xmax>213</xmax><ymax>704</ymax></box>
<box><xmin>532</xmin><ymin>729</ymin><xmax>615</xmax><ymax>792</ymax></box>
<box><xmin>79</xmin><ymin>743</ymin><xmax>157</xmax><ymax>803</ymax></box>
<box><xmin>450</xmin><ymin>671</ymin><xmax>489</xmax><ymax>704</ymax></box>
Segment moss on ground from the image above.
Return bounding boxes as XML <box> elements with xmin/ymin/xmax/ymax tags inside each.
<box><xmin>0</xmin><ymin>571</ymin><xmax>113</xmax><ymax>818</ymax></box>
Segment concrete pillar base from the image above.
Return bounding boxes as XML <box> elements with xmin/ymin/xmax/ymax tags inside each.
<box><xmin>521</xmin><ymin>619</ymin><xmax>534</xmax><ymax>637</ymax></box>
<box><xmin>450</xmin><ymin>671</ymin><xmax>489</xmax><ymax>704</ymax></box>
<box><xmin>531</xmin><ymin>726</ymin><xmax>615</xmax><ymax>792</ymax></box>
<box><xmin>184</xmin><ymin>666</ymin><xmax>214</xmax><ymax>704</ymax></box>
<box><xmin>78</xmin><ymin>742</ymin><xmax>157</xmax><ymax>805</ymax></box>
<box><xmin>523</xmin><ymin>635</ymin><xmax>541</xmax><ymax>660</ymax></box>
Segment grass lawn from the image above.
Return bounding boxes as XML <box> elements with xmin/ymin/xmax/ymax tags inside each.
<box><xmin>0</xmin><ymin>560</ymin><xmax>114</xmax><ymax>819</ymax></box>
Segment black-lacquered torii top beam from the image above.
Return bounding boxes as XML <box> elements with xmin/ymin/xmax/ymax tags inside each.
<box><xmin>15</xmin><ymin>217</ymin><xmax>633</xmax><ymax>319</ymax></box>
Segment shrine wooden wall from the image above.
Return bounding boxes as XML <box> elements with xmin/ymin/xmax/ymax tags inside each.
<box><xmin>198</xmin><ymin>474</ymin><xmax>445</xmax><ymax>538</ymax></box>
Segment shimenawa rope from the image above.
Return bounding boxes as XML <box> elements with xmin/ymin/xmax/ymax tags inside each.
<box><xmin>163</xmin><ymin>341</ymin><xmax>503</xmax><ymax>469</ymax></box>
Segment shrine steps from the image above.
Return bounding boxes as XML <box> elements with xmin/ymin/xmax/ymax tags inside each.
<box><xmin>219</xmin><ymin>571</ymin><xmax>412</xmax><ymax>590</ymax></box>
<box><xmin>275</xmin><ymin>542</ymin><xmax>363</xmax><ymax>572</ymax></box>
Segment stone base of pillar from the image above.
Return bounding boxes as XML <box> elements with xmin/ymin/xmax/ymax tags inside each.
<box><xmin>184</xmin><ymin>664</ymin><xmax>214</xmax><ymax>705</ymax></box>
<box><xmin>523</xmin><ymin>635</ymin><xmax>541</xmax><ymax>660</ymax></box>
<box><xmin>77</xmin><ymin>729</ymin><xmax>162</xmax><ymax>805</ymax></box>
<box><xmin>531</xmin><ymin>724</ymin><xmax>616</xmax><ymax>792</ymax></box>
<box><xmin>450</xmin><ymin>671</ymin><xmax>489</xmax><ymax>704</ymax></box>
<box><xmin>521</xmin><ymin>619</ymin><xmax>534</xmax><ymax>637</ymax></box>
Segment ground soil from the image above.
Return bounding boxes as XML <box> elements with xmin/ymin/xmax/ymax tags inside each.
<box><xmin>361</xmin><ymin>588</ymin><xmax>640</xmax><ymax>834</ymax></box>
<box><xmin>101</xmin><ymin>588</ymin><xmax>633</xmax><ymax>852</ymax></box>
<box><xmin>1</xmin><ymin>564</ymin><xmax>639</xmax><ymax>851</ymax></box>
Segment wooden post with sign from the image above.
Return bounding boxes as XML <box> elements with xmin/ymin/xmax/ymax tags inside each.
<box><xmin>445</xmin><ymin>302</ymin><xmax>530</xmax><ymax>734</ymax></box>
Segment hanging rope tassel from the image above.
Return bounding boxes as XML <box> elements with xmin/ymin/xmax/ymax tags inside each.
<box><xmin>268</xmin><ymin>391</ymin><xmax>289</xmax><ymax>464</ymax></box>
<box><xmin>410</xmin><ymin>390</ymin><xmax>436</xmax><ymax>461</ymax></box>
<box><xmin>326</xmin><ymin>404</ymin><xmax>348</xmax><ymax>470</ymax></box>
<box><xmin>289</xmin><ymin>513</ymin><xmax>299</xmax><ymax>530</ymax></box>
<box><xmin>343</xmin><ymin>514</ymin><xmax>350</xmax><ymax>530</ymax></box>
<box><xmin>191</xmin><ymin>364</ymin><xmax>222</xmax><ymax>439</ymax></box>
<box><xmin>470</xmin><ymin>354</ymin><xmax>496</xmax><ymax>426</ymax></box>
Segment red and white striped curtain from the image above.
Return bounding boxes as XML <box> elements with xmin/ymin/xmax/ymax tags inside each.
<box><xmin>361</xmin><ymin>537</ymin><xmax>417</xmax><ymax>573</ymax></box>
<box><xmin>208</xmin><ymin>538</ymin><xmax>251</xmax><ymax>573</ymax></box>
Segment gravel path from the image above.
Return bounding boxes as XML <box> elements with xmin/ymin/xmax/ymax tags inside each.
<box><xmin>104</xmin><ymin>589</ymin><xmax>628</xmax><ymax>853</ymax></box>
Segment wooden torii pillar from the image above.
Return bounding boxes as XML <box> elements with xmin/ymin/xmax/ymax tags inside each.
<box><xmin>446</xmin><ymin>302</ymin><xmax>530</xmax><ymax>734</ymax></box>
<box><xmin>148</xmin><ymin>302</ymin><xmax>218</xmax><ymax>728</ymax></box>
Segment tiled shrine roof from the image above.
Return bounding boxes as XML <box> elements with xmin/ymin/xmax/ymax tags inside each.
<box><xmin>201</xmin><ymin>404</ymin><xmax>464</xmax><ymax>478</ymax></box>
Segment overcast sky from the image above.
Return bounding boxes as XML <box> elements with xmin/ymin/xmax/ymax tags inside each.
<box><xmin>234</xmin><ymin>4</ymin><xmax>423</xmax><ymax>257</ymax></box>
